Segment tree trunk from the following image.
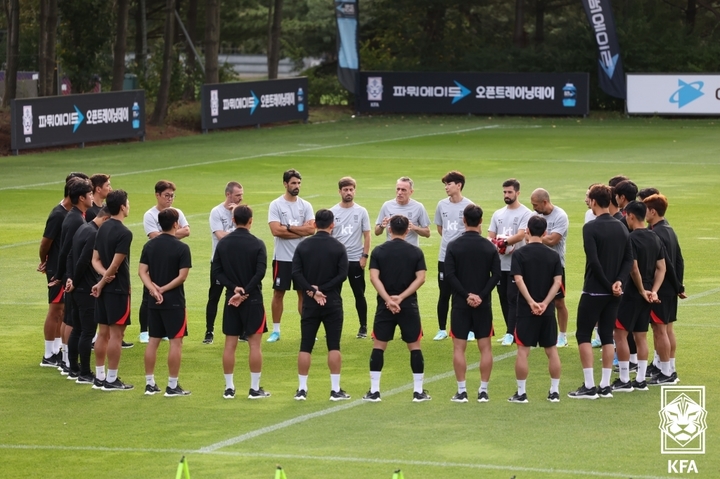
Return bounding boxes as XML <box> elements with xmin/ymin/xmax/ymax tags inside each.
<box><xmin>266</xmin><ymin>0</ymin><xmax>273</xmax><ymax>69</ymax></box>
<box><xmin>267</xmin><ymin>0</ymin><xmax>283</xmax><ymax>79</ymax></box>
<box><xmin>134</xmin><ymin>0</ymin><xmax>147</xmax><ymax>77</ymax></box>
<box><xmin>535</xmin><ymin>0</ymin><xmax>545</xmax><ymax>45</ymax></box>
<box><xmin>182</xmin><ymin>0</ymin><xmax>198</xmax><ymax>100</ymax></box>
<box><xmin>112</xmin><ymin>0</ymin><xmax>130</xmax><ymax>91</ymax></box>
<box><xmin>46</xmin><ymin>0</ymin><xmax>58</xmax><ymax>95</ymax></box>
<box><xmin>3</xmin><ymin>0</ymin><xmax>19</xmax><ymax>107</ymax></box>
<box><xmin>513</xmin><ymin>0</ymin><xmax>525</xmax><ymax>48</ymax></box>
<box><xmin>204</xmin><ymin>0</ymin><xmax>219</xmax><ymax>84</ymax></box>
<box><xmin>686</xmin><ymin>0</ymin><xmax>696</xmax><ymax>32</ymax></box>
<box><xmin>150</xmin><ymin>0</ymin><xmax>176</xmax><ymax>126</ymax></box>
<box><xmin>38</xmin><ymin>0</ymin><xmax>48</xmax><ymax>96</ymax></box>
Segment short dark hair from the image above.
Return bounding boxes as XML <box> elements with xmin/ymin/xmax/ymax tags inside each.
<box><xmin>90</xmin><ymin>174</ymin><xmax>110</xmax><ymax>192</ymax></box>
<box><xmin>314</xmin><ymin>209</ymin><xmax>334</xmax><ymax>229</ymax></box>
<box><xmin>283</xmin><ymin>169</ymin><xmax>301</xmax><ymax>183</ymax></box>
<box><xmin>442</xmin><ymin>171</ymin><xmax>465</xmax><ymax>190</ymax></box>
<box><xmin>643</xmin><ymin>194</ymin><xmax>668</xmax><ymax>217</ymax></box>
<box><xmin>68</xmin><ymin>178</ymin><xmax>93</xmax><ymax>205</ymax></box>
<box><xmin>338</xmin><ymin>176</ymin><xmax>356</xmax><ymax>189</ymax></box>
<box><xmin>502</xmin><ymin>178</ymin><xmax>520</xmax><ymax>191</ymax></box>
<box><xmin>638</xmin><ymin>187</ymin><xmax>660</xmax><ymax>200</ymax></box>
<box><xmin>95</xmin><ymin>206</ymin><xmax>111</xmax><ymax>219</ymax></box>
<box><xmin>608</xmin><ymin>175</ymin><xmax>629</xmax><ymax>188</ymax></box>
<box><xmin>463</xmin><ymin>204</ymin><xmax>483</xmax><ymax>227</ymax></box>
<box><xmin>106</xmin><ymin>190</ymin><xmax>128</xmax><ymax>215</ymax></box>
<box><xmin>158</xmin><ymin>208</ymin><xmax>179</xmax><ymax>232</ymax></box>
<box><xmin>225</xmin><ymin>181</ymin><xmax>242</xmax><ymax>195</ymax></box>
<box><xmin>624</xmin><ymin>200</ymin><xmax>646</xmax><ymax>221</ymax></box>
<box><xmin>64</xmin><ymin>172</ymin><xmax>88</xmax><ymax>197</ymax></box>
<box><xmin>233</xmin><ymin>205</ymin><xmax>253</xmax><ymax>226</ymax></box>
<box><xmin>527</xmin><ymin>215</ymin><xmax>547</xmax><ymax>237</ymax></box>
<box><xmin>154</xmin><ymin>180</ymin><xmax>176</xmax><ymax>194</ymax></box>
<box><xmin>389</xmin><ymin>215</ymin><xmax>409</xmax><ymax>235</ymax></box>
<box><xmin>588</xmin><ymin>184</ymin><xmax>612</xmax><ymax>208</ymax></box>
<box><xmin>615</xmin><ymin>180</ymin><xmax>638</xmax><ymax>202</ymax></box>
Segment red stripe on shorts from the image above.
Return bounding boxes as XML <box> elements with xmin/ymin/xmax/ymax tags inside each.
<box><xmin>116</xmin><ymin>297</ymin><xmax>131</xmax><ymax>325</ymax></box>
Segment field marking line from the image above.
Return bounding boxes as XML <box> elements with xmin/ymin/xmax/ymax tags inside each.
<box><xmin>197</xmin><ymin>349</ymin><xmax>518</xmax><ymax>453</ymax></box>
<box><xmin>0</xmin><ymin>445</ymin><xmax>668</xmax><ymax>479</ymax></box>
<box><xmin>0</xmin><ymin>125</ymin><xmax>501</xmax><ymax>192</ymax></box>
<box><xmin>681</xmin><ymin>287</ymin><xmax>720</xmax><ymax>301</ymax></box>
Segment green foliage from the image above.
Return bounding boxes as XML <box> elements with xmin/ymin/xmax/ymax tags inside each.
<box><xmin>166</xmin><ymin>100</ymin><xmax>202</xmax><ymax>130</ymax></box>
<box><xmin>303</xmin><ymin>63</ymin><xmax>352</xmax><ymax>106</ymax></box>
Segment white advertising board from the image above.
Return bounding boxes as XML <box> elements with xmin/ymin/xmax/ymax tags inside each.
<box><xmin>627</xmin><ymin>74</ymin><xmax>720</xmax><ymax>115</ymax></box>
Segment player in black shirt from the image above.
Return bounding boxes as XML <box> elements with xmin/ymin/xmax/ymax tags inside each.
<box><xmin>569</xmin><ymin>184</ymin><xmax>633</xmax><ymax>400</ymax></box>
<box><xmin>611</xmin><ymin>201</ymin><xmax>665</xmax><ymax>392</ymax></box>
<box><xmin>91</xmin><ymin>189</ymin><xmax>133</xmax><ymax>391</ymax></box>
<box><xmin>292</xmin><ymin>209</ymin><xmax>349</xmax><ymax>401</ymax></box>
<box><xmin>212</xmin><ymin>205</ymin><xmax>269</xmax><ymax>399</ymax></box>
<box><xmin>139</xmin><ymin>208</ymin><xmax>193</xmax><ymax>397</ymax></box>
<box><xmin>363</xmin><ymin>215</ymin><xmax>430</xmax><ymax>403</ymax></box>
<box><xmin>444</xmin><ymin>204</ymin><xmax>500</xmax><ymax>403</ymax></box>
<box><xmin>509</xmin><ymin>216</ymin><xmax>563</xmax><ymax>403</ymax></box>
<box><xmin>85</xmin><ymin>173</ymin><xmax>111</xmax><ymax>222</ymax></box>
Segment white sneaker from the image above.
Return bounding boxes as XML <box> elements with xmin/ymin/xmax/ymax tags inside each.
<box><xmin>267</xmin><ymin>331</ymin><xmax>280</xmax><ymax>343</ymax></box>
<box><xmin>139</xmin><ymin>332</ymin><xmax>149</xmax><ymax>344</ymax></box>
<box><xmin>433</xmin><ymin>330</ymin><xmax>448</xmax><ymax>341</ymax></box>
<box><xmin>591</xmin><ymin>338</ymin><xmax>602</xmax><ymax>348</ymax></box>
<box><xmin>467</xmin><ymin>331</ymin><xmax>475</xmax><ymax>341</ymax></box>
<box><xmin>500</xmin><ymin>333</ymin><xmax>514</xmax><ymax>346</ymax></box>
<box><xmin>556</xmin><ymin>336</ymin><xmax>568</xmax><ymax>347</ymax></box>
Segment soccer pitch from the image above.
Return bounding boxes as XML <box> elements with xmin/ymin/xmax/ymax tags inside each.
<box><xmin>0</xmin><ymin>114</ymin><xmax>718</xmax><ymax>478</ymax></box>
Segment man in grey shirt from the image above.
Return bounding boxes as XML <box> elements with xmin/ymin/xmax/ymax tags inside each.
<box><xmin>375</xmin><ymin>176</ymin><xmax>430</xmax><ymax>247</ymax></box>
<box><xmin>432</xmin><ymin>171</ymin><xmax>473</xmax><ymax>341</ymax></box>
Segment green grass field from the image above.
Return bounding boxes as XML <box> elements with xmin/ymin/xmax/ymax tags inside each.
<box><xmin>0</xmin><ymin>114</ymin><xmax>718</xmax><ymax>478</ymax></box>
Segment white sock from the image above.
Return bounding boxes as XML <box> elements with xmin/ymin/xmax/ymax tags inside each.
<box><xmin>44</xmin><ymin>340</ymin><xmax>54</xmax><ymax>358</ymax></box>
<box><xmin>53</xmin><ymin>337</ymin><xmax>61</xmax><ymax>354</ymax></box>
<box><xmin>637</xmin><ymin>360</ymin><xmax>648</xmax><ymax>381</ymax></box>
<box><xmin>517</xmin><ymin>379</ymin><xmax>526</xmax><ymax>396</ymax></box>
<box><xmin>593</xmin><ymin>327</ymin><xmax>599</xmax><ymax>340</ymax></box>
<box><xmin>550</xmin><ymin>378</ymin><xmax>560</xmax><ymax>394</ymax></box>
<box><xmin>224</xmin><ymin>373</ymin><xmax>234</xmax><ymax>390</ymax></box>
<box><xmin>95</xmin><ymin>366</ymin><xmax>106</xmax><ymax>381</ymax></box>
<box><xmin>92</xmin><ymin>333</ymin><xmax>98</xmax><ymax>343</ymax></box>
<box><xmin>273</xmin><ymin>323</ymin><xmax>280</xmax><ymax>334</ymax></box>
<box><xmin>330</xmin><ymin>374</ymin><xmax>340</xmax><ymax>392</ymax></box>
<box><xmin>619</xmin><ymin>361</ymin><xmax>630</xmax><ymax>383</ymax></box>
<box><xmin>661</xmin><ymin>361</ymin><xmax>672</xmax><ymax>376</ymax></box>
<box><xmin>558</xmin><ymin>332</ymin><xmax>566</xmax><ymax>341</ymax></box>
<box><xmin>168</xmin><ymin>377</ymin><xmax>178</xmax><ymax>389</ymax></box>
<box><xmin>107</xmin><ymin>369</ymin><xmax>118</xmax><ymax>383</ymax></box>
<box><xmin>600</xmin><ymin>368</ymin><xmax>612</xmax><ymax>388</ymax></box>
<box><xmin>670</xmin><ymin>358</ymin><xmax>676</xmax><ymax>373</ymax></box>
<box><xmin>251</xmin><ymin>372</ymin><xmax>261</xmax><ymax>391</ymax></box>
<box><xmin>145</xmin><ymin>375</ymin><xmax>155</xmax><ymax>386</ymax></box>
<box><xmin>412</xmin><ymin>373</ymin><xmax>424</xmax><ymax>394</ymax></box>
<box><xmin>457</xmin><ymin>380</ymin><xmax>466</xmax><ymax>394</ymax></box>
<box><xmin>653</xmin><ymin>350</ymin><xmax>660</xmax><ymax>367</ymax></box>
<box><xmin>61</xmin><ymin>344</ymin><xmax>69</xmax><ymax>366</ymax></box>
<box><xmin>583</xmin><ymin>368</ymin><xmax>595</xmax><ymax>389</ymax></box>
<box><xmin>629</xmin><ymin>353</ymin><xmax>637</xmax><ymax>364</ymax></box>
<box><xmin>370</xmin><ymin>371</ymin><xmax>381</xmax><ymax>393</ymax></box>
<box><xmin>298</xmin><ymin>374</ymin><xmax>308</xmax><ymax>391</ymax></box>
<box><xmin>480</xmin><ymin>381</ymin><xmax>489</xmax><ymax>393</ymax></box>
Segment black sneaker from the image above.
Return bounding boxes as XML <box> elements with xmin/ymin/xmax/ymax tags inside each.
<box><xmin>330</xmin><ymin>389</ymin><xmax>351</xmax><ymax>401</ymax></box>
<box><xmin>40</xmin><ymin>355</ymin><xmax>60</xmax><ymax>368</ymax></box>
<box><xmin>67</xmin><ymin>370</ymin><xmax>80</xmax><ymax>380</ymax></box>
<box><xmin>451</xmin><ymin>391</ymin><xmax>468</xmax><ymax>403</ymax></box>
<box><xmin>567</xmin><ymin>384</ymin><xmax>598</xmax><ymax>400</ymax></box>
<box><xmin>238</xmin><ymin>335</ymin><xmax>248</xmax><ymax>342</ymax></box>
<box><xmin>611</xmin><ymin>378</ymin><xmax>634</xmax><ymax>393</ymax></box>
<box><xmin>670</xmin><ymin>372</ymin><xmax>679</xmax><ymax>384</ymax></box>
<box><xmin>508</xmin><ymin>391</ymin><xmax>529</xmax><ymax>403</ymax></box>
<box><xmin>631</xmin><ymin>379</ymin><xmax>648</xmax><ymax>391</ymax></box>
<box><xmin>294</xmin><ymin>389</ymin><xmax>307</xmax><ymax>401</ymax></box>
<box><xmin>356</xmin><ymin>326</ymin><xmax>368</xmax><ymax>339</ymax></box>
<box><xmin>649</xmin><ymin>372</ymin><xmax>674</xmax><ymax>386</ymax></box>
<box><xmin>121</xmin><ymin>340</ymin><xmax>134</xmax><ymax>349</ymax></box>
<box><xmin>75</xmin><ymin>373</ymin><xmax>95</xmax><ymax>385</ymax></box>
<box><xmin>249</xmin><ymin>387</ymin><xmax>271</xmax><ymax>399</ymax></box>
<box><xmin>629</xmin><ymin>362</ymin><xmax>638</xmax><ymax>372</ymax></box>
<box><xmin>102</xmin><ymin>378</ymin><xmax>134</xmax><ymax>391</ymax></box>
<box><xmin>597</xmin><ymin>386</ymin><xmax>613</xmax><ymax>398</ymax></box>
<box><xmin>477</xmin><ymin>391</ymin><xmax>489</xmax><ymax>403</ymax></box>
<box><xmin>362</xmin><ymin>390</ymin><xmax>381</xmax><ymax>402</ymax></box>
<box><xmin>412</xmin><ymin>390</ymin><xmax>432</xmax><ymax>402</ymax></box>
<box><xmin>547</xmin><ymin>391</ymin><xmax>560</xmax><ymax>403</ymax></box>
<box><xmin>92</xmin><ymin>377</ymin><xmax>105</xmax><ymax>390</ymax></box>
<box><xmin>223</xmin><ymin>388</ymin><xmax>236</xmax><ymax>399</ymax></box>
<box><xmin>58</xmin><ymin>363</ymin><xmax>70</xmax><ymax>376</ymax></box>
<box><xmin>203</xmin><ymin>331</ymin><xmax>214</xmax><ymax>344</ymax></box>
<box><xmin>144</xmin><ymin>384</ymin><xmax>161</xmax><ymax>396</ymax></box>
<box><xmin>646</xmin><ymin>363</ymin><xmax>661</xmax><ymax>379</ymax></box>
<box><xmin>165</xmin><ymin>385</ymin><xmax>191</xmax><ymax>397</ymax></box>
<box><xmin>613</xmin><ymin>361</ymin><xmax>639</xmax><ymax>373</ymax></box>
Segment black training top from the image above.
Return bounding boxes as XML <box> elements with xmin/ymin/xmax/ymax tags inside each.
<box><xmin>139</xmin><ymin>234</ymin><xmax>192</xmax><ymax>309</ymax></box>
<box><xmin>292</xmin><ymin>231</ymin><xmax>349</xmax><ymax>309</ymax></box>
<box><xmin>626</xmin><ymin>228</ymin><xmax>665</xmax><ymax>297</ymax></box>
<box><xmin>94</xmin><ymin>218</ymin><xmax>133</xmax><ymax>295</ymax></box>
<box><xmin>42</xmin><ymin>203</ymin><xmax>68</xmax><ymax>277</ymax></box>
<box><xmin>70</xmin><ymin>222</ymin><xmax>100</xmax><ymax>293</ymax></box>
<box><xmin>85</xmin><ymin>203</ymin><xmax>101</xmax><ymax>223</ymax></box>
<box><xmin>211</xmin><ymin>228</ymin><xmax>267</xmax><ymax>299</ymax></box>
<box><xmin>55</xmin><ymin>206</ymin><xmax>86</xmax><ymax>281</ymax></box>
<box><xmin>369</xmin><ymin>238</ymin><xmax>427</xmax><ymax>307</ymax></box>
<box><xmin>581</xmin><ymin>213</ymin><xmax>633</xmax><ymax>294</ymax></box>
<box><xmin>650</xmin><ymin>219</ymin><xmax>685</xmax><ymax>295</ymax></box>
<box><xmin>444</xmin><ymin>231</ymin><xmax>500</xmax><ymax>307</ymax></box>
<box><xmin>511</xmin><ymin>242</ymin><xmax>563</xmax><ymax>318</ymax></box>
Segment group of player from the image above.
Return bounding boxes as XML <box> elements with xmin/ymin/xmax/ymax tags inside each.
<box><xmin>37</xmin><ymin>168</ymin><xmax>684</xmax><ymax>404</ymax></box>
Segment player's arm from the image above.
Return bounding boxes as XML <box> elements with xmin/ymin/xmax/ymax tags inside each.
<box><xmin>74</xmin><ymin>238</ymin><xmax>95</xmax><ymax>283</ymax></box>
<box><xmin>651</xmin><ymin>258</ymin><xmax>666</xmax><ymax>299</ymax></box>
<box><xmin>369</xmin><ymin>268</ymin><xmax>392</xmax><ymax>303</ymax></box>
<box><xmin>91</xmin><ymin>250</ymin><xmax>107</xmax><ymax>277</ymax></box>
<box><xmin>375</xmin><ymin>209</ymin><xmax>389</xmax><ymax>236</ymax></box>
<box><xmin>542</xmin><ymin>232</ymin><xmax>563</xmax><ymax>247</ymax></box>
<box><xmin>583</xmin><ymin>226</ymin><xmax>613</xmax><ymax>292</ymax></box>
<box><xmin>543</xmin><ymin>275</ymin><xmax>563</xmax><ymax>306</ymax></box>
<box><xmin>213</xmin><ymin>230</ymin><xmax>229</xmax><ymax>240</ymax></box>
<box><xmin>436</xmin><ymin>225</ymin><xmax>443</xmax><ymax>236</ymax></box>
<box><xmin>506</xmin><ymin>228</ymin><xmax>526</xmax><ymax>246</ymax></box>
<box><xmin>158</xmin><ymin>267</ymin><xmax>190</xmax><ymax>294</ymax></box>
<box><xmin>444</xmin><ymin>248</ymin><xmax>467</xmax><ymax>297</ymax></box>
<box><xmin>291</xmin><ymin>248</ymin><xmax>314</xmax><ymax>294</ymax></box>
<box><xmin>147</xmin><ymin>231</ymin><xmax>161</xmax><ymax>239</ymax></box>
<box><xmin>616</xmin><ymin>236</ymin><xmax>634</xmax><ymax>286</ymax></box>
<box><xmin>360</xmin><ymin>230</ymin><xmax>371</xmax><ymax>268</ymax></box>
<box><xmin>411</xmin><ymin>223</ymin><xmax>431</xmax><ymax>238</ymax></box>
<box><xmin>103</xmin><ymin>253</ymin><xmax>127</xmax><ymax>280</ymax></box>
<box><xmin>38</xmin><ymin>237</ymin><xmax>52</xmax><ymax>269</ymax></box>
<box><xmin>175</xmin><ymin>225</ymin><xmax>190</xmax><ymax>239</ymax></box>
<box><xmin>244</xmin><ymin>243</ymin><xmax>267</xmax><ymax>293</ymax></box>
<box><xmin>396</xmin><ymin>269</ymin><xmax>426</xmax><ymax>302</ymax></box>
<box><xmin>480</xmin><ymin>251</ymin><xmax>502</xmax><ymax>298</ymax></box>
<box><xmin>630</xmin><ymin>260</ymin><xmax>644</xmax><ymax>296</ymax></box>
<box><xmin>269</xmin><ymin>221</ymin><xmax>303</xmax><ymax>239</ymax></box>
<box><xmin>211</xmin><ymin>250</ymin><xmax>235</xmax><ymax>291</ymax></box>
<box><xmin>318</xmin><ymin>249</ymin><xmax>349</xmax><ymax>292</ymax></box>
<box><xmin>513</xmin><ymin>274</ymin><xmax>537</xmax><ymax>309</ymax></box>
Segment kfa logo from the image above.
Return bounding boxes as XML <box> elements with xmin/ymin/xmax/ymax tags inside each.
<box><xmin>667</xmin><ymin>460</ymin><xmax>698</xmax><ymax>474</ymax></box>
<box><xmin>660</xmin><ymin>386</ymin><xmax>707</xmax><ymax>455</ymax></box>
<box><xmin>367</xmin><ymin>77</ymin><xmax>383</xmax><ymax>102</ymax></box>
<box><xmin>22</xmin><ymin>105</ymin><xmax>33</xmax><ymax>135</ymax></box>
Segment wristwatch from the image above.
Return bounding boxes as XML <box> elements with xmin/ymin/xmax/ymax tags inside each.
<box><xmin>361</xmin><ymin>253</ymin><xmax>369</xmax><ymax>258</ymax></box>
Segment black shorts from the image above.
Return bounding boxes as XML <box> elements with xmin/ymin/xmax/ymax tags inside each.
<box><xmin>300</xmin><ymin>305</ymin><xmax>343</xmax><ymax>353</ymax></box>
<box><xmin>651</xmin><ymin>293</ymin><xmax>677</xmax><ymax>325</ymax></box>
<box><xmin>615</xmin><ymin>295</ymin><xmax>651</xmax><ymax>332</ymax></box>
<box><xmin>576</xmin><ymin>294</ymin><xmax>620</xmax><ymax>345</ymax></box>
<box><xmin>47</xmin><ymin>273</ymin><xmax>64</xmax><ymax>304</ymax></box>
<box><xmin>515</xmin><ymin>315</ymin><xmax>557</xmax><ymax>348</ymax></box>
<box><xmin>63</xmin><ymin>292</ymin><xmax>74</xmax><ymax>326</ymax></box>
<box><xmin>148</xmin><ymin>308</ymin><xmax>188</xmax><ymax>339</ymax></box>
<box><xmin>554</xmin><ymin>268</ymin><xmax>566</xmax><ymax>300</ymax></box>
<box><xmin>222</xmin><ymin>297</ymin><xmax>267</xmax><ymax>337</ymax></box>
<box><xmin>272</xmin><ymin>260</ymin><xmax>300</xmax><ymax>291</ymax></box>
<box><xmin>372</xmin><ymin>302</ymin><xmax>423</xmax><ymax>343</ymax></box>
<box><xmin>95</xmin><ymin>293</ymin><xmax>131</xmax><ymax>326</ymax></box>
<box><xmin>450</xmin><ymin>304</ymin><xmax>494</xmax><ymax>340</ymax></box>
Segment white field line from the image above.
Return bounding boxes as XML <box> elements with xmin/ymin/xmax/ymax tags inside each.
<box><xmin>0</xmin><ymin>445</ymin><xmax>669</xmax><ymax>479</ymax></box>
<box><xmin>0</xmin><ymin>125</ymin><xmax>501</xmax><ymax>192</ymax></box>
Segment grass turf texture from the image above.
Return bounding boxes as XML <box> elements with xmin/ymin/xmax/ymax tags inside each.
<box><xmin>0</xmin><ymin>115</ymin><xmax>718</xmax><ymax>478</ymax></box>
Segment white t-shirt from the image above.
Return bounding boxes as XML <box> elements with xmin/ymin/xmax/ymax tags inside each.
<box><xmin>143</xmin><ymin>206</ymin><xmax>189</xmax><ymax>238</ymax></box>
<box><xmin>268</xmin><ymin>195</ymin><xmax>314</xmax><ymax>261</ymax></box>
<box><xmin>488</xmin><ymin>203</ymin><xmax>532</xmax><ymax>271</ymax></box>
<box><xmin>330</xmin><ymin>203</ymin><xmax>371</xmax><ymax>261</ymax></box>
<box><xmin>434</xmin><ymin>196</ymin><xmax>473</xmax><ymax>262</ymax></box>
<box><xmin>209</xmin><ymin>202</ymin><xmax>235</xmax><ymax>260</ymax></box>
<box><xmin>376</xmin><ymin>198</ymin><xmax>430</xmax><ymax>247</ymax></box>
<box><xmin>543</xmin><ymin>205</ymin><xmax>569</xmax><ymax>267</ymax></box>
<box><xmin>584</xmin><ymin>209</ymin><xmax>596</xmax><ymax>223</ymax></box>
